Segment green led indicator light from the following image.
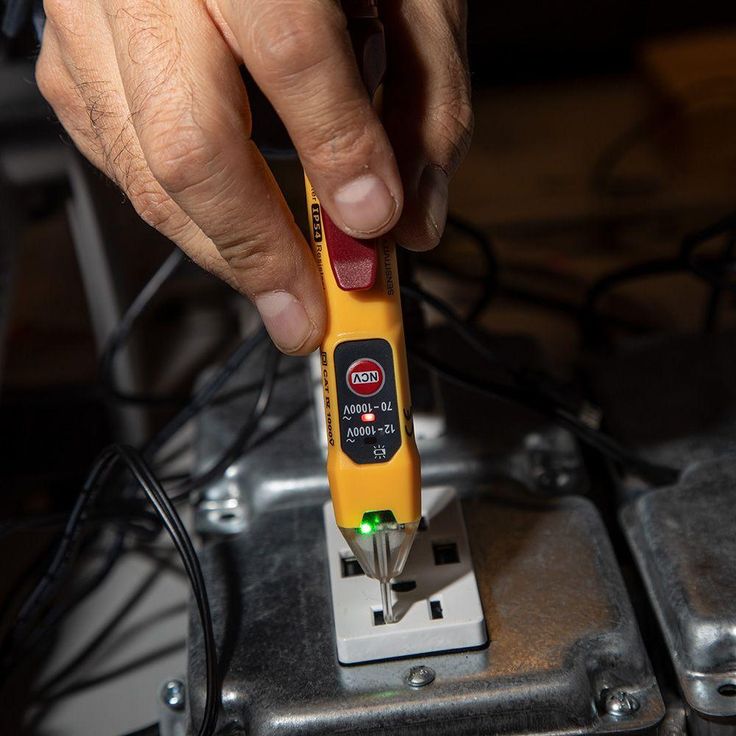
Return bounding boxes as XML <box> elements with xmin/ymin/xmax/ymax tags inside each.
<box><xmin>358</xmin><ymin>510</ymin><xmax>398</xmax><ymax>535</ymax></box>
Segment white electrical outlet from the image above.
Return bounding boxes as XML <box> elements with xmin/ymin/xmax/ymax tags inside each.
<box><xmin>323</xmin><ymin>486</ymin><xmax>488</xmax><ymax>664</ymax></box>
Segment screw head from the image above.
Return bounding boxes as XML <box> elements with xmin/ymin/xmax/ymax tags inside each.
<box><xmin>604</xmin><ymin>690</ymin><xmax>640</xmax><ymax>717</ymax></box>
<box><xmin>161</xmin><ymin>679</ymin><xmax>186</xmax><ymax>711</ymax></box>
<box><xmin>405</xmin><ymin>665</ymin><xmax>435</xmax><ymax>688</ymax></box>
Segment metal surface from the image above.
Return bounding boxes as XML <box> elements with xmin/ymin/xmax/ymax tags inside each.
<box><xmin>621</xmin><ymin>455</ymin><xmax>736</xmax><ymax>723</ymax></box>
<box><xmin>188</xmin><ymin>488</ymin><xmax>663</xmax><ymax>735</ymax></box>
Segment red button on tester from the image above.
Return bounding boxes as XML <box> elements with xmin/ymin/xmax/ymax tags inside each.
<box><xmin>322</xmin><ymin>208</ymin><xmax>377</xmax><ymax>291</ymax></box>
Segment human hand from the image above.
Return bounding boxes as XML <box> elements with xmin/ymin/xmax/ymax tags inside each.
<box><xmin>36</xmin><ymin>0</ymin><xmax>472</xmax><ymax>353</ymax></box>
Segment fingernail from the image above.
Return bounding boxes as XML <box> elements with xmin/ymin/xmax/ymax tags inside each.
<box><xmin>333</xmin><ymin>174</ymin><xmax>398</xmax><ymax>235</ymax></box>
<box><xmin>419</xmin><ymin>165</ymin><xmax>449</xmax><ymax>241</ymax></box>
<box><xmin>255</xmin><ymin>291</ymin><xmax>315</xmax><ymax>353</ymax></box>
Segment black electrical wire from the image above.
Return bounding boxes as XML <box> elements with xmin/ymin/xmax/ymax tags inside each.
<box><xmin>143</xmin><ymin>327</ymin><xmax>268</xmax><ymax>460</ymax></box>
<box><xmin>14</xmin><ymin>548</ymin><xmax>182</xmax><ymax>720</ymax></box>
<box><xmin>402</xmin><ymin>279</ymin><xmax>679</xmax><ymax>485</ymax></box>
<box><xmin>402</xmin><ymin>281</ymin><xmax>582</xmax><ymax>415</ymax></box>
<box><xmin>402</xmin><ymin>282</ymin><xmax>518</xmax><ymax>381</ymax></box>
<box><xmin>580</xmin><ymin>257</ymin><xmax>683</xmax><ymax>341</ymax></box>
<box><xmin>5</xmin><ymin>247</ymin><xmax>271</xmax><ymax>731</ymax></box>
<box><xmin>242</xmin><ymin>398</ymin><xmax>311</xmax><ymax>454</ymax></box>
<box><xmin>210</xmin><ymin>363</ymin><xmax>303</xmax><ymax>407</ymax></box>
<box><xmin>0</xmin><ymin>508</ymin><xmax>160</xmax><ymax>541</ymax></box>
<box><xmin>39</xmin><ymin>638</ymin><xmax>186</xmax><ymax>704</ymax></box>
<box><xmin>26</xmin><ymin>380</ymin><xmax>303</xmax><ymax>714</ymax></box>
<box><xmin>703</xmin><ymin>234</ymin><xmax>736</xmax><ymax>332</ymax></box>
<box><xmin>15</xmin><ymin>527</ymin><xmax>128</xmax><ymax>658</ymax></box>
<box><xmin>165</xmin><ymin>343</ymin><xmax>281</xmax><ymax>500</ymax></box>
<box><xmin>114</xmin><ymin>446</ymin><xmax>218</xmax><ymax>736</ymax></box>
<box><xmin>100</xmin><ymin>250</ymin><xmax>186</xmax><ymax>406</ymax></box>
<box><xmin>31</xmin><ymin>397</ymin><xmax>304</xmax><ymax>709</ymax></box>
<box><xmin>3</xmin><ymin>332</ymin><xmax>279</xmax><ymax>712</ymax></box>
<box><xmin>0</xmin><ymin>537</ymin><xmax>58</xmax><ymax>630</ymax></box>
<box><xmin>410</xmin><ymin>346</ymin><xmax>680</xmax><ymax>487</ymax></box>
<box><xmin>680</xmin><ymin>210</ymin><xmax>736</xmax><ymax>292</ymax></box>
<box><xmin>445</xmin><ymin>213</ymin><xmax>499</xmax><ymax>323</ymax></box>
<box><xmin>2</xmin><ymin>446</ymin><xmax>220</xmax><ymax>736</ymax></box>
<box><xmin>578</xmin><ymin>211</ymin><xmax>736</xmax><ymax>344</ymax></box>
<box><xmin>35</xmin><ymin>558</ymin><xmax>168</xmax><ymax>695</ymax></box>
<box><xmin>416</xmin><ymin>248</ymin><xmax>652</xmax><ymax>336</ymax></box>
<box><xmin>0</xmin><ymin>452</ymin><xmax>120</xmax><ymax>676</ymax></box>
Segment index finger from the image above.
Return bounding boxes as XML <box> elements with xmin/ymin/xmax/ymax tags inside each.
<box><xmin>211</xmin><ymin>0</ymin><xmax>404</xmax><ymax>238</ymax></box>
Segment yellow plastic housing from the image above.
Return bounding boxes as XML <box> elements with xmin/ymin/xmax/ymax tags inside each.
<box><xmin>305</xmin><ymin>177</ymin><xmax>421</xmax><ymax>529</ymax></box>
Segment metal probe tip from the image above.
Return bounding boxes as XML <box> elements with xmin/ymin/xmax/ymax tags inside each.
<box><xmin>380</xmin><ymin>580</ymin><xmax>397</xmax><ymax>623</ymax></box>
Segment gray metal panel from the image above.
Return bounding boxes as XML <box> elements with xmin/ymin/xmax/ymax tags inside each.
<box><xmin>189</xmin><ymin>490</ymin><xmax>663</xmax><ymax>735</ymax></box>
<box><xmin>621</xmin><ymin>456</ymin><xmax>736</xmax><ymax>721</ymax></box>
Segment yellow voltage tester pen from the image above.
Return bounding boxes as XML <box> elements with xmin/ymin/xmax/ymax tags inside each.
<box><xmin>304</xmin><ymin>0</ymin><xmax>421</xmax><ymax>624</ymax></box>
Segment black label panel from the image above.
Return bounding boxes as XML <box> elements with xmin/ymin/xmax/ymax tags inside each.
<box><xmin>334</xmin><ymin>339</ymin><xmax>402</xmax><ymax>464</ymax></box>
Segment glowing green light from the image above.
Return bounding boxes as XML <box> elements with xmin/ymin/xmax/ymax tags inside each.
<box><xmin>359</xmin><ymin>522</ymin><xmax>373</xmax><ymax>535</ymax></box>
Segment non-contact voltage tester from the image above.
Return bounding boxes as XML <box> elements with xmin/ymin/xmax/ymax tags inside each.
<box><xmin>304</xmin><ymin>0</ymin><xmax>421</xmax><ymax>624</ymax></box>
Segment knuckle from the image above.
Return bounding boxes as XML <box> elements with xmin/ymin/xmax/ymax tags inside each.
<box><xmin>35</xmin><ymin>53</ymin><xmax>63</xmax><ymax>107</ymax></box>
<box><xmin>306</xmin><ymin>104</ymin><xmax>373</xmax><ymax>169</ymax></box>
<box><xmin>43</xmin><ymin>0</ymin><xmax>76</xmax><ymax>30</ymax></box>
<box><xmin>145</xmin><ymin>124</ymin><xmax>218</xmax><ymax>196</ymax></box>
<box><xmin>251</xmin><ymin>6</ymin><xmax>329</xmax><ymax>79</ymax></box>
<box><xmin>83</xmin><ymin>83</ymin><xmax>124</xmax><ymax>137</ymax></box>
<box><xmin>35</xmin><ymin>49</ymin><xmax>77</xmax><ymax>116</ymax></box>
<box><xmin>127</xmin><ymin>176</ymin><xmax>178</xmax><ymax>232</ymax></box>
<box><xmin>218</xmin><ymin>236</ymin><xmax>278</xmax><ymax>286</ymax></box>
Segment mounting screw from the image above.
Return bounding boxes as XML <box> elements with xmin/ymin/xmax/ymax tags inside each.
<box><xmin>405</xmin><ymin>665</ymin><xmax>435</xmax><ymax>688</ymax></box>
<box><xmin>161</xmin><ymin>679</ymin><xmax>186</xmax><ymax>711</ymax></box>
<box><xmin>604</xmin><ymin>690</ymin><xmax>640</xmax><ymax>717</ymax></box>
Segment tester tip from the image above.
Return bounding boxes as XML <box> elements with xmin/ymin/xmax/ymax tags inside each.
<box><xmin>380</xmin><ymin>580</ymin><xmax>397</xmax><ymax>623</ymax></box>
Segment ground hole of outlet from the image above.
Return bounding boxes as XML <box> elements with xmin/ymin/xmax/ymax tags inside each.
<box><xmin>391</xmin><ymin>580</ymin><xmax>417</xmax><ymax>593</ymax></box>
<box><xmin>429</xmin><ymin>599</ymin><xmax>444</xmax><ymax>620</ymax></box>
<box><xmin>718</xmin><ymin>683</ymin><xmax>736</xmax><ymax>697</ymax></box>
<box><xmin>218</xmin><ymin>513</ymin><xmax>237</xmax><ymax>522</ymax></box>
<box><xmin>432</xmin><ymin>541</ymin><xmax>459</xmax><ymax>565</ymax></box>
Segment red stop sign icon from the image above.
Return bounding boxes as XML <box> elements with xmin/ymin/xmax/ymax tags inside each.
<box><xmin>346</xmin><ymin>358</ymin><xmax>385</xmax><ymax>397</ymax></box>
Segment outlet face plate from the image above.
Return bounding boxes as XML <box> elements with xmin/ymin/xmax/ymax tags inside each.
<box><xmin>324</xmin><ymin>486</ymin><xmax>487</xmax><ymax>664</ymax></box>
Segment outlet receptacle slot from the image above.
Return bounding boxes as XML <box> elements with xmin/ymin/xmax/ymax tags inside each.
<box><xmin>432</xmin><ymin>540</ymin><xmax>460</xmax><ymax>565</ymax></box>
<box><xmin>341</xmin><ymin>555</ymin><xmax>365</xmax><ymax>578</ymax></box>
<box><xmin>391</xmin><ymin>580</ymin><xmax>417</xmax><ymax>593</ymax></box>
<box><xmin>429</xmin><ymin>599</ymin><xmax>444</xmax><ymax>620</ymax></box>
<box><xmin>373</xmin><ymin>608</ymin><xmax>386</xmax><ymax>626</ymax></box>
